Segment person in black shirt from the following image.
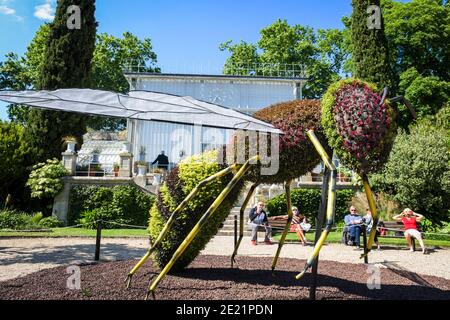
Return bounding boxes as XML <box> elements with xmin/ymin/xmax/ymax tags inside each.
<box><xmin>151</xmin><ymin>151</ymin><xmax>169</xmax><ymax>170</ymax></box>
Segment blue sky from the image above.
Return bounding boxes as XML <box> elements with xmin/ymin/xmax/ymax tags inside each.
<box><xmin>0</xmin><ymin>0</ymin><xmax>355</xmax><ymax>120</ymax></box>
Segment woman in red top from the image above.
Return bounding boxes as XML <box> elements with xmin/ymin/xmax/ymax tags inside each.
<box><xmin>393</xmin><ymin>208</ymin><xmax>426</xmax><ymax>254</ymax></box>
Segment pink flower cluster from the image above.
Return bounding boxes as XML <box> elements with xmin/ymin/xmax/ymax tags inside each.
<box><xmin>273</xmin><ymin>117</ymin><xmax>307</xmax><ymax>150</ymax></box>
<box><xmin>333</xmin><ymin>82</ymin><xmax>391</xmax><ymax>161</ymax></box>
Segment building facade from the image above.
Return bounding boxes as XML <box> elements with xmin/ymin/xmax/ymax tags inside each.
<box><xmin>124</xmin><ymin>73</ymin><xmax>307</xmax><ymax>168</ymax></box>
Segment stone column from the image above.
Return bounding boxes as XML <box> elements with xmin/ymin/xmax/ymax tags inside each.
<box><xmin>62</xmin><ymin>152</ymin><xmax>77</xmax><ymax>176</ymax></box>
<box><xmin>119</xmin><ymin>152</ymin><xmax>133</xmax><ymax>177</ymax></box>
<box><xmin>52</xmin><ymin>178</ymin><xmax>71</xmax><ymax>225</ymax></box>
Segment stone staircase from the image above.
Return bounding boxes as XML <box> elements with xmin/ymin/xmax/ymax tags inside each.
<box><xmin>216</xmin><ymin>207</ymin><xmax>252</xmax><ymax>236</ymax></box>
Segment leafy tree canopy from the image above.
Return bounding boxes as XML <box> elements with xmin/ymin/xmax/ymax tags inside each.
<box><xmin>220</xmin><ymin>19</ymin><xmax>349</xmax><ymax>98</ymax></box>
<box><xmin>0</xmin><ymin>121</ymin><xmax>30</xmax><ymax>207</ymax></box>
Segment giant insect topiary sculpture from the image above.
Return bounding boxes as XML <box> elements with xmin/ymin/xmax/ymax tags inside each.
<box><xmin>125</xmin><ymin>99</ymin><xmax>332</xmax><ymax>299</ymax></box>
<box><xmin>125</xmin><ymin>79</ymin><xmax>415</xmax><ymax>298</ymax></box>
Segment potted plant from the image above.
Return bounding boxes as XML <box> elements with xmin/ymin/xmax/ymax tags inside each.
<box><xmin>113</xmin><ymin>163</ymin><xmax>120</xmax><ymax>177</ymax></box>
<box><xmin>136</xmin><ymin>160</ymin><xmax>147</xmax><ymax>176</ymax></box>
<box><xmin>63</xmin><ymin>135</ymin><xmax>78</xmax><ymax>153</ymax></box>
<box><xmin>152</xmin><ymin>167</ymin><xmax>162</xmax><ymax>185</ymax></box>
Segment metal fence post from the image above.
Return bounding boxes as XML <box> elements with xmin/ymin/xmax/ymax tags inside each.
<box><xmin>95</xmin><ymin>220</ymin><xmax>102</xmax><ymax>261</ymax></box>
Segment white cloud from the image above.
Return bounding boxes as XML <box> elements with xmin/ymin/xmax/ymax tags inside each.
<box><xmin>34</xmin><ymin>0</ymin><xmax>55</xmax><ymax>21</ymax></box>
<box><xmin>0</xmin><ymin>1</ymin><xmax>24</xmax><ymax>21</ymax></box>
<box><xmin>0</xmin><ymin>5</ymin><xmax>15</xmax><ymax>15</ymax></box>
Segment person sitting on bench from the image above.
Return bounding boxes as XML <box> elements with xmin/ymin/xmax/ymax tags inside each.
<box><xmin>393</xmin><ymin>208</ymin><xmax>427</xmax><ymax>254</ymax></box>
<box><xmin>248</xmin><ymin>201</ymin><xmax>273</xmax><ymax>245</ymax></box>
<box><xmin>272</xmin><ymin>207</ymin><xmax>310</xmax><ymax>246</ymax></box>
<box><xmin>344</xmin><ymin>206</ymin><xmax>364</xmax><ymax>249</ymax></box>
<box><xmin>363</xmin><ymin>208</ymin><xmax>381</xmax><ymax>250</ymax></box>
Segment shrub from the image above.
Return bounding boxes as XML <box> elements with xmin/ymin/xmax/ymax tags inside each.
<box><xmin>39</xmin><ymin>216</ymin><xmax>64</xmax><ymax>228</ymax></box>
<box><xmin>350</xmin><ymin>191</ymin><xmax>401</xmax><ymax>222</ymax></box>
<box><xmin>68</xmin><ymin>185</ymin><xmax>155</xmax><ymax>228</ymax></box>
<box><xmin>78</xmin><ymin>207</ymin><xmax>121</xmax><ymax>229</ymax></box>
<box><xmin>266</xmin><ymin>188</ymin><xmax>355</xmax><ymax>224</ymax></box>
<box><xmin>31</xmin><ymin>212</ymin><xmax>43</xmax><ymax>224</ymax></box>
<box><xmin>371</xmin><ymin>125</ymin><xmax>450</xmax><ymax>224</ymax></box>
<box><xmin>149</xmin><ymin>150</ymin><xmax>245</xmax><ymax>271</ymax></box>
<box><xmin>0</xmin><ymin>210</ymin><xmax>39</xmax><ymax>230</ymax></box>
<box><xmin>322</xmin><ymin>79</ymin><xmax>398</xmax><ymax>175</ymax></box>
<box><xmin>27</xmin><ymin>159</ymin><xmax>68</xmax><ymax>199</ymax></box>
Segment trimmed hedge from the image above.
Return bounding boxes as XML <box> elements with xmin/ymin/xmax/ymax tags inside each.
<box><xmin>322</xmin><ymin>79</ymin><xmax>398</xmax><ymax>175</ymax></box>
<box><xmin>149</xmin><ymin>150</ymin><xmax>245</xmax><ymax>271</ymax></box>
<box><xmin>68</xmin><ymin>185</ymin><xmax>155</xmax><ymax>228</ymax></box>
<box><xmin>266</xmin><ymin>188</ymin><xmax>355</xmax><ymax>224</ymax></box>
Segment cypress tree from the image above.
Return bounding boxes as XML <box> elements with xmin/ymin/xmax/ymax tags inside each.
<box><xmin>351</xmin><ymin>0</ymin><xmax>392</xmax><ymax>90</ymax></box>
<box><xmin>26</xmin><ymin>0</ymin><xmax>97</xmax><ymax>163</ymax></box>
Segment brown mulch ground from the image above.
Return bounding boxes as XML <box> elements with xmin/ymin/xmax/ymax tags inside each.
<box><xmin>0</xmin><ymin>255</ymin><xmax>449</xmax><ymax>300</ymax></box>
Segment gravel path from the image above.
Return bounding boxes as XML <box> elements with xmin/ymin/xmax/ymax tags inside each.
<box><xmin>0</xmin><ymin>236</ymin><xmax>449</xmax><ymax>283</ymax></box>
<box><xmin>1</xmin><ymin>256</ymin><xmax>449</xmax><ymax>300</ymax></box>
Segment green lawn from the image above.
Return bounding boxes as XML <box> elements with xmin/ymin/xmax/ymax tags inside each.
<box><xmin>272</xmin><ymin>231</ymin><xmax>450</xmax><ymax>248</ymax></box>
<box><xmin>2</xmin><ymin>228</ymin><xmax>449</xmax><ymax>248</ymax></box>
<box><xmin>0</xmin><ymin>228</ymin><xmax>150</xmax><ymax>238</ymax></box>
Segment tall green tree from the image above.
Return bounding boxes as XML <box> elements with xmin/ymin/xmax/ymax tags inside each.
<box><xmin>24</xmin><ymin>0</ymin><xmax>97</xmax><ymax>163</ymax></box>
<box><xmin>0</xmin><ymin>53</ymin><xmax>28</xmax><ymax>91</ymax></box>
<box><xmin>220</xmin><ymin>19</ymin><xmax>348</xmax><ymax>99</ymax></box>
<box><xmin>91</xmin><ymin>32</ymin><xmax>160</xmax><ymax>94</ymax></box>
<box><xmin>383</xmin><ymin>0</ymin><xmax>450</xmax><ymax>81</ymax></box>
<box><xmin>351</xmin><ymin>0</ymin><xmax>392</xmax><ymax>90</ymax></box>
<box><xmin>0</xmin><ymin>121</ymin><xmax>31</xmax><ymax>208</ymax></box>
<box><xmin>219</xmin><ymin>40</ymin><xmax>260</xmax><ymax>76</ymax></box>
<box><xmin>88</xmin><ymin>32</ymin><xmax>160</xmax><ymax>130</ymax></box>
<box><xmin>382</xmin><ymin>0</ymin><xmax>450</xmax><ymax>126</ymax></box>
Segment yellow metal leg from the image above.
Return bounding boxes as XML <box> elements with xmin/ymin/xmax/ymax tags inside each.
<box><xmin>125</xmin><ymin>164</ymin><xmax>238</xmax><ymax>288</ymax></box>
<box><xmin>145</xmin><ymin>156</ymin><xmax>258</xmax><ymax>299</ymax></box>
<box><xmin>360</xmin><ymin>174</ymin><xmax>378</xmax><ymax>261</ymax></box>
<box><xmin>271</xmin><ymin>179</ymin><xmax>293</xmax><ymax>273</ymax></box>
<box><xmin>231</xmin><ymin>182</ymin><xmax>259</xmax><ymax>267</ymax></box>
<box><xmin>296</xmin><ymin>130</ymin><xmax>336</xmax><ymax>280</ymax></box>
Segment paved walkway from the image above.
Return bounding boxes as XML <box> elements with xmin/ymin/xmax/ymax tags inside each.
<box><xmin>0</xmin><ymin>236</ymin><xmax>449</xmax><ymax>282</ymax></box>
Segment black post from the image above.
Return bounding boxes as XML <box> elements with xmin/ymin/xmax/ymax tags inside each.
<box><xmin>412</xmin><ymin>238</ymin><xmax>416</xmax><ymax>252</ymax></box>
<box><xmin>362</xmin><ymin>225</ymin><xmax>368</xmax><ymax>264</ymax></box>
<box><xmin>95</xmin><ymin>220</ymin><xmax>102</xmax><ymax>261</ymax></box>
<box><xmin>234</xmin><ymin>215</ymin><xmax>238</xmax><ymax>249</ymax></box>
<box><xmin>310</xmin><ymin>168</ymin><xmax>330</xmax><ymax>300</ymax></box>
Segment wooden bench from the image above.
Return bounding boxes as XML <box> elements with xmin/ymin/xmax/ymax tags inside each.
<box><xmin>268</xmin><ymin>216</ymin><xmax>292</xmax><ymax>232</ymax></box>
<box><xmin>245</xmin><ymin>216</ymin><xmax>295</xmax><ymax>233</ymax></box>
